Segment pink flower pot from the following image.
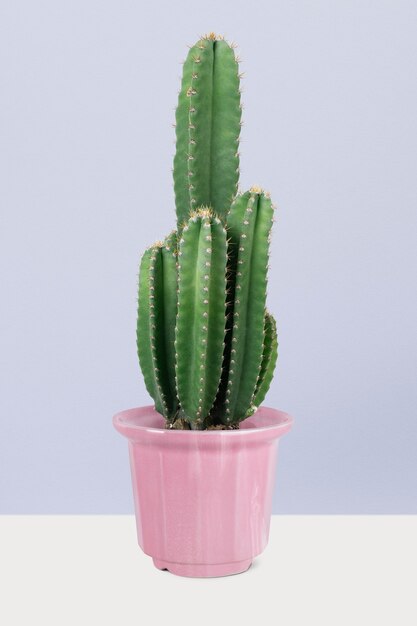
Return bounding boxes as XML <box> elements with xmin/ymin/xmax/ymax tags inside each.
<box><xmin>113</xmin><ymin>405</ymin><xmax>293</xmax><ymax>578</ymax></box>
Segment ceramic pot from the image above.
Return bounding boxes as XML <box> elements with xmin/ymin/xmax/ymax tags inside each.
<box><xmin>113</xmin><ymin>405</ymin><xmax>292</xmax><ymax>578</ymax></box>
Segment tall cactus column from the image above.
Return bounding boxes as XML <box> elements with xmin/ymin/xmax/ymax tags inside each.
<box><xmin>175</xmin><ymin>209</ymin><xmax>228</xmax><ymax>429</ymax></box>
<box><xmin>173</xmin><ymin>34</ymin><xmax>242</xmax><ymax>227</ymax></box>
<box><xmin>218</xmin><ymin>188</ymin><xmax>275</xmax><ymax>424</ymax></box>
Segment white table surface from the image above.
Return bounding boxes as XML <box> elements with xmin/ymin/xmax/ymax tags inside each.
<box><xmin>0</xmin><ymin>516</ymin><xmax>415</xmax><ymax>625</ymax></box>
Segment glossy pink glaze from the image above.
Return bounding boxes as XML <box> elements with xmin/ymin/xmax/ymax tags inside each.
<box><xmin>113</xmin><ymin>405</ymin><xmax>292</xmax><ymax>578</ymax></box>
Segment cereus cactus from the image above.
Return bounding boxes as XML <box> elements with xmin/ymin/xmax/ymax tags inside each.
<box><xmin>173</xmin><ymin>34</ymin><xmax>241</xmax><ymax>226</ymax></box>
<box><xmin>137</xmin><ymin>33</ymin><xmax>278</xmax><ymax>430</ymax></box>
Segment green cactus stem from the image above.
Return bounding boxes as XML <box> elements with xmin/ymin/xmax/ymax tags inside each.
<box><xmin>173</xmin><ymin>33</ymin><xmax>242</xmax><ymax>228</ymax></box>
<box><xmin>136</xmin><ymin>234</ymin><xmax>178</xmax><ymax>420</ymax></box>
<box><xmin>136</xmin><ymin>36</ymin><xmax>280</xmax><ymax>429</ymax></box>
<box><xmin>219</xmin><ymin>187</ymin><xmax>274</xmax><ymax>423</ymax></box>
<box><xmin>175</xmin><ymin>208</ymin><xmax>228</xmax><ymax>427</ymax></box>
<box><xmin>253</xmin><ymin>312</ymin><xmax>278</xmax><ymax>409</ymax></box>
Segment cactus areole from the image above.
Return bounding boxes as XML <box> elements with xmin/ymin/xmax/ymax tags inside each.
<box><xmin>137</xmin><ymin>33</ymin><xmax>278</xmax><ymax>430</ymax></box>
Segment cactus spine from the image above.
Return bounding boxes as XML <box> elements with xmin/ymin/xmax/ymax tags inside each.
<box><xmin>136</xmin><ymin>33</ymin><xmax>279</xmax><ymax>429</ymax></box>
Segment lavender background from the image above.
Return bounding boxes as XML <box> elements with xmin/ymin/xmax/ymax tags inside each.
<box><xmin>1</xmin><ymin>0</ymin><xmax>416</xmax><ymax>513</ymax></box>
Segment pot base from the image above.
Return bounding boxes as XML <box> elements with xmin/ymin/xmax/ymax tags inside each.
<box><xmin>152</xmin><ymin>557</ymin><xmax>252</xmax><ymax>578</ymax></box>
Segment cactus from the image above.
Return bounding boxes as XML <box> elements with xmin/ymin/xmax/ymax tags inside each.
<box><xmin>175</xmin><ymin>210</ymin><xmax>228</xmax><ymax>428</ymax></box>
<box><xmin>137</xmin><ymin>233</ymin><xmax>178</xmax><ymax>420</ymax></box>
<box><xmin>173</xmin><ymin>34</ymin><xmax>242</xmax><ymax>228</ymax></box>
<box><xmin>136</xmin><ymin>33</ymin><xmax>279</xmax><ymax>429</ymax></box>
<box><xmin>215</xmin><ymin>189</ymin><xmax>274</xmax><ymax>424</ymax></box>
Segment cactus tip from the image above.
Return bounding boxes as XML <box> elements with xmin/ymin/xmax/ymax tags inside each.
<box><xmin>146</xmin><ymin>240</ymin><xmax>163</xmax><ymax>252</ymax></box>
<box><xmin>191</xmin><ymin>206</ymin><xmax>213</xmax><ymax>220</ymax></box>
<box><xmin>203</xmin><ymin>32</ymin><xmax>224</xmax><ymax>41</ymax></box>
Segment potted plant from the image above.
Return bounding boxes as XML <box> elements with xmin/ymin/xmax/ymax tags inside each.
<box><xmin>113</xmin><ymin>32</ymin><xmax>293</xmax><ymax>578</ymax></box>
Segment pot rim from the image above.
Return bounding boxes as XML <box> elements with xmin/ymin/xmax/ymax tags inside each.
<box><xmin>113</xmin><ymin>404</ymin><xmax>293</xmax><ymax>439</ymax></box>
